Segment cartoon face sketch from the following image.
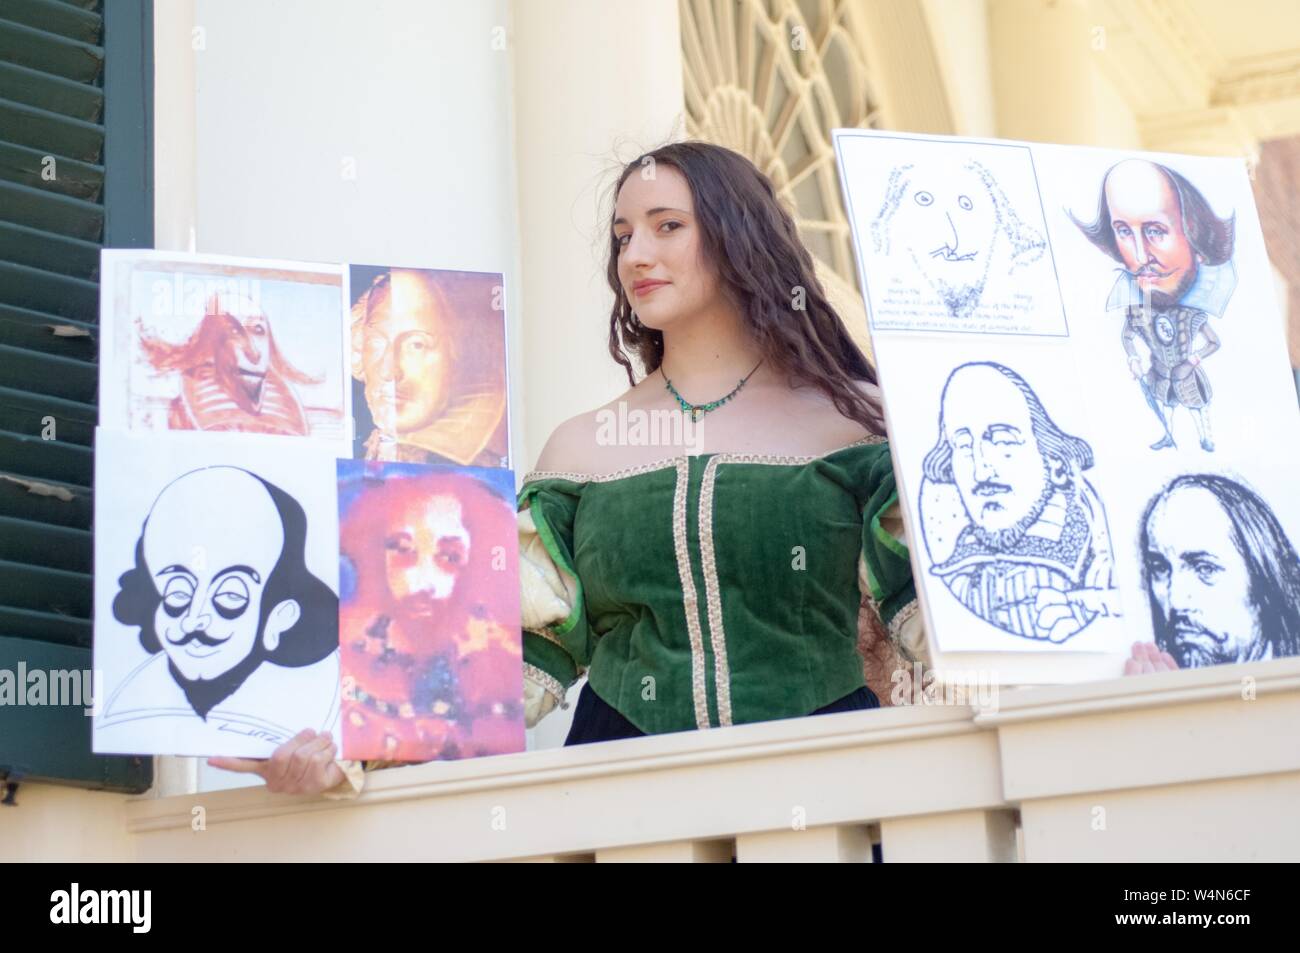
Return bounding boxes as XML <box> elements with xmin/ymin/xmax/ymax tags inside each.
<box><xmin>920</xmin><ymin>362</ymin><xmax>1119</xmax><ymax>642</ymax></box>
<box><xmin>872</xmin><ymin>159</ymin><xmax>1046</xmax><ymax>319</ymax></box>
<box><xmin>1071</xmin><ymin>160</ymin><xmax>1236</xmax><ymax>453</ymax></box>
<box><xmin>339</xmin><ymin>463</ymin><xmax>523</xmax><ymax>761</ymax></box>
<box><xmin>1140</xmin><ymin>474</ymin><xmax>1300</xmax><ymax>668</ymax></box>
<box><xmin>350</xmin><ymin>268</ymin><xmax>509</xmax><ymax>468</ymax></box>
<box><xmin>138</xmin><ymin>292</ymin><xmax>320</xmax><ymax>436</ymax></box>
<box><xmin>110</xmin><ymin>467</ymin><xmax>338</xmax><ymax>721</ymax></box>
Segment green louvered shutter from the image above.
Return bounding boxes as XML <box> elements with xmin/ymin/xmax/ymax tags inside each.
<box><xmin>0</xmin><ymin>0</ymin><xmax>152</xmax><ymax>794</ymax></box>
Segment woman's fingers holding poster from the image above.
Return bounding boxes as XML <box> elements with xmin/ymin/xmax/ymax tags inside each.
<box><xmin>297</xmin><ymin>738</ymin><xmax>345</xmax><ymax>792</ymax></box>
<box><xmin>207</xmin><ymin>729</ymin><xmax>345</xmax><ymax>795</ymax></box>
<box><xmin>260</xmin><ymin>729</ymin><xmax>317</xmax><ymax>789</ymax></box>
<box><xmin>275</xmin><ymin>731</ymin><xmax>341</xmax><ymax>794</ymax></box>
<box><xmin>206</xmin><ymin>755</ymin><xmax>263</xmax><ymax>774</ymax></box>
<box><xmin>1123</xmin><ymin>641</ymin><xmax>1179</xmax><ymax>675</ymax></box>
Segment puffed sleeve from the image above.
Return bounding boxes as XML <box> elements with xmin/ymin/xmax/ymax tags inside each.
<box><xmin>321</xmin><ymin>758</ymin><xmax>366</xmax><ymax>800</ymax></box>
<box><xmin>517</xmin><ymin>478</ymin><xmax>594</xmax><ymax>709</ymax></box>
<box><xmin>321</xmin><ymin>757</ymin><xmax>412</xmax><ymax>801</ymax></box>
<box><xmin>858</xmin><ymin>443</ymin><xmax>928</xmax><ymax>681</ymax></box>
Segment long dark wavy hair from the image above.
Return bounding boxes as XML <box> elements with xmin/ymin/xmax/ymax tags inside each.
<box><xmin>604</xmin><ymin>141</ymin><xmax>884</xmax><ymax>434</ymax></box>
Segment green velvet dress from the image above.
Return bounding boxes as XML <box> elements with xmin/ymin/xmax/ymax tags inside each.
<box><xmin>517</xmin><ymin>435</ymin><xmax>918</xmax><ymax>734</ymax></box>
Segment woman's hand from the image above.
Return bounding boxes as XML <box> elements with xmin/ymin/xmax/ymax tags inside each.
<box><xmin>1123</xmin><ymin>641</ymin><xmax>1179</xmax><ymax>675</ymax></box>
<box><xmin>208</xmin><ymin>729</ymin><xmax>345</xmax><ymax>795</ymax></box>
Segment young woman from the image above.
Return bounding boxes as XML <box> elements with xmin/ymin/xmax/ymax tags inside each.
<box><xmin>513</xmin><ymin>141</ymin><xmax>923</xmax><ymax>744</ymax></box>
<box><xmin>207</xmin><ymin>140</ymin><xmax>932</xmax><ymax>798</ymax></box>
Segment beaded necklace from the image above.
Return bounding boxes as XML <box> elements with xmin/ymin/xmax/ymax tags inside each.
<box><xmin>661</xmin><ymin>358</ymin><xmax>764</xmax><ymax>422</ymax></box>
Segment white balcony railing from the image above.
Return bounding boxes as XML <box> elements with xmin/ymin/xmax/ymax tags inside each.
<box><xmin>45</xmin><ymin>657</ymin><xmax>1300</xmax><ymax>861</ymax></box>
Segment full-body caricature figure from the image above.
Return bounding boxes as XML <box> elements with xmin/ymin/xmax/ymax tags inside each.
<box><xmin>1071</xmin><ymin>159</ymin><xmax>1236</xmax><ymax>451</ymax></box>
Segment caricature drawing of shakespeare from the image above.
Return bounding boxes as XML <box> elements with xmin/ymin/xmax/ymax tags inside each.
<box><xmin>137</xmin><ymin>291</ymin><xmax>319</xmax><ymax>436</ymax></box>
<box><xmin>871</xmin><ymin>157</ymin><xmax>1046</xmax><ymax>321</ymax></box>
<box><xmin>920</xmin><ymin>362</ymin><xmax>1120</xmax><ymax>642</ymax></box>
<box><xmin>98</xmin><ymin>466</ymin><xmax>340</xmax><ymax>754</ymax></box>
<box><xmin>1071</xmin><ymin>160</ymin><xmax>1236</xmax><ymax>451</ymax></box>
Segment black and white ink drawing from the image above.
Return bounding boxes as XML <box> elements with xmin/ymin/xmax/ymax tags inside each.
<box><xmin>872</xmin><ymin>158</ymin><xmax>1046</xmax><ymax>320</ymax></box>
<box><xmin>1070</xmin><ymin>159</ymin><xmax>1236</xmax><ymax>452</ymax></box>
<box><xmin>95</xmin><ymin>459</ymin><xmax>340</xmax><ymax>756</ymax></box>
<box><xmin>1140</xmin><ymin>473</ymin><xmax>1300</xmax><ymax>668</ymax></box>
<box><xmin>919</xmin><ymin>361</ymin><xmax>1120</xmax><ymax>643</ymax></box>
<box><xmin>835</xmin><ymin>132</ymin><xmax>1069</xmax><ymax>334</ymax></box>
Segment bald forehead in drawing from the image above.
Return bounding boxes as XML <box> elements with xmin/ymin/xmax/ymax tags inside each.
<box><xmin>144</xmin><ymin>468</ymin><xmax>284</xmax><ymax>576</ymax></box>
<box><xmin>1103</xmin><ymin>159</ymin><xmax>1198</xmax><ymax>300</ymax></box>
<box><xmin>142</xmin><ymin>468</ymin><xmax>288</xmax><ymax>683</ymax></box>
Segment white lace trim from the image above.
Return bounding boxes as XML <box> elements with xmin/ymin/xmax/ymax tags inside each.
<box><xmin>520</xmin><ymin>434</ymin><xmax>885</xmax><ymax>485</ymax></box>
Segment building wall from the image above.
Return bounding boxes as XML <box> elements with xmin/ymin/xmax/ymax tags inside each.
<box><xmin>509</xmin><ymin>0</ymin><xmax>685</xmax><ymax>454</ymax></box>
<box><xmin>923</xmin><ymin>0</ymin><xmax>998</xmax><ymax>138</ymax></box>
<box><xmin>987</xmin><ymin>0</ymin><xmax>1141</xmax><ymax>149</ymax></box>
<box><xmin>0</xmin><ymin>784</ymin><xmax>135</xmax><ymax>861</ymax></box>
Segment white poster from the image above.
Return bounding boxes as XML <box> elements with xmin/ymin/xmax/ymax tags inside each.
<box><xmin>93</xmin><ymin>429</ymin><xmax>342</xmax><ymax>757</ymax></box>
<box><xmin>835</xmin><ymin>129</ymin><xmax>1300</xmax><ymax>682</ymax></box>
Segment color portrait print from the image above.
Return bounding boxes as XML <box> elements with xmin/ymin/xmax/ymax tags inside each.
<box><xmin>100</xmin><ymin>252</ymin><xmax>349</xmax><ymax>442</ymax></box>
<box><xmin>349</xmin><ymin>266</ymin><xmax>510</xmax><ymax>468</ymax></box>
<box><xmin>338</xmin><ymin>460</ymin><xmax>523</xmax><ymax>761</ymax></box>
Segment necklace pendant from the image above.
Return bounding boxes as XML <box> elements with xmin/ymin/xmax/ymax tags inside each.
<box><xmin>691</xmin><ymin>406</ymin><xmax>702</xmax><ymax>422</ymax></box>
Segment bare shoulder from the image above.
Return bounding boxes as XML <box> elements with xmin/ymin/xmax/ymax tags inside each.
<box><xmin>783</xmin><ymin>376</ymin><xmax>883</xmax><ymax>447</ymax></box>
<box><xmin>531</xmin><ymin>409</ymin><xmax>603</xmax><ymax>474</ymax></box>
<box><xmin>531</xmin><ymin>383</ymin><xmax>642</xmax><ymax>474</ymax></box>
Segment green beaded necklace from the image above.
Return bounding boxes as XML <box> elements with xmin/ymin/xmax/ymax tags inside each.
<box><xmin>661</xmin><ymin>358</ymin><xmax>764</xmax><ymax>422</ymax></box>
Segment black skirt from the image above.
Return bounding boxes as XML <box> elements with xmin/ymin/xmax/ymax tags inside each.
<box><xmin>564</xmin><ymin>682</ymin><xmax>881</xmax><ymax>746</ymax></box>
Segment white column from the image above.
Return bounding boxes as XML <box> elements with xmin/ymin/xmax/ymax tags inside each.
<box><xmin>150</xmin><ymin>0</ymin><xmax>201</xmax><ymax>798</ymax></box>
<box><xmin>508</xmin><ymin>0</ymin><xmax>686</xmax><ymax>466</ymax></box>
<box><xmin>988</xmin><ymin>0</ymin><xmax>1102</xmax><ymax>145</ymax></box>
<box><xmin>510</xmin><ymin>0</ymin><xmax>686</xmax><ymax>751</ymax></box>
<box><xmin>152</xmin><ymin>0</ymin><xmax>197</xmax><ymax>254</ymax></box>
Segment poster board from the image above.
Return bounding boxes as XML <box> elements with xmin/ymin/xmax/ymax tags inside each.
<box><xmin>93</xmin><ymin>251</ymin><xmax>523</xmax><ymax>759</ymax></box>
<box><xmin>834</xmin><ymin>129</ymin><xmax>1300</xmax><ymax>684</ymax></box>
